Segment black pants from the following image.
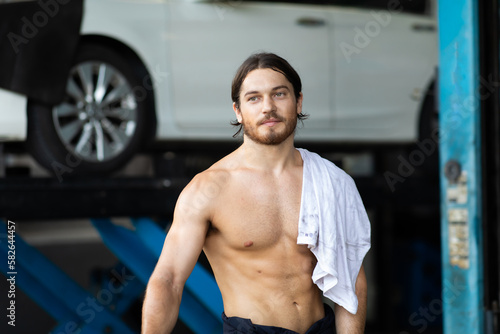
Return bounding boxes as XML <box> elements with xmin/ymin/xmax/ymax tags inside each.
<box><xmin>222</xmin><ymin>304</ymin><xmax>335</xmax><ymax>334</ymax></box>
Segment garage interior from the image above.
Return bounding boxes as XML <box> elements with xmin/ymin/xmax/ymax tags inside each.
<box><xmin>0</xmin><ymin>0</ymin><xmax>499</xmax><ymax>333</ymax></box>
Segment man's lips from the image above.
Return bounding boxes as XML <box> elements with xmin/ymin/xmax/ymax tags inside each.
<box><xmin>260</xmin><ymin>118</ymin><xmax>282</xmax><ymax>126</ymax></box>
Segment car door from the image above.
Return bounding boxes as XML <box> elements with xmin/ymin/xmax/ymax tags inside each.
<box><xmin>329</xmin><ymin>0</ymin><xmax>437</xmax><ymax>140</ymax></box>
<box><xmin>167</xmin><ymin>0</ymin><xmax>332</xmax><ymax>138</ymax></box>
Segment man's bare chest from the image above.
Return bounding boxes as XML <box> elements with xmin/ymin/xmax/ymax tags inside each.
<box><xmin>210</xmin><ymin>172</ymin><xmax>303</xmax><ymax>249</ymax></box>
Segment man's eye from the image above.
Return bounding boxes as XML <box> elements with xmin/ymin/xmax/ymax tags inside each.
<box><xmin>248</xmin><ymin>96</ymin><xmax>258</xmax><ymax>102</ymax></box>
<box><xmin>275</xmin><ymin>92</ymin><xmax>285</xmax><ymax>97</ymax></box>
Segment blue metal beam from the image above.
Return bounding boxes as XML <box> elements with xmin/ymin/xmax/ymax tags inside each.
<box><xmin>0</xmin><ymin>220</ymin><xmax>136</xmax><ymax>334</ymax></box>
<box><xmin>438</xmin><ymin>0</ymin><xmax>484</xmax><ymax>333</ymax></box>
<box><xmin>1</xmin><ymin>217</ymin><xmax>224</xmax><ymax>333</ymax></box>
<box><xmin>91</xmin><ymin>218</ymin><xmax>223</xmax><ymax>333</ymax></box>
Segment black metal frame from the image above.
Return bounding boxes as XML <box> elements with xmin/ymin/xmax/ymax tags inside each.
<box><xmin>479</xmin><ymin>0</ymin><xmax>500</xmax><ymax>332</ymax></box>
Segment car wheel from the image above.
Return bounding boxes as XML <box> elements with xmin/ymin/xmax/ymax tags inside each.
<box><xmin>27</xmin><ymin>42</ymin><xmax>155</xmax><ymax>177</ymax></box>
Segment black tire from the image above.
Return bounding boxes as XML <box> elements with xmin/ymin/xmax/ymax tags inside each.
<box><xmin>27</xmin><ymin>42</ymin><xmax>155</xmax><ymax>177</ymax></box>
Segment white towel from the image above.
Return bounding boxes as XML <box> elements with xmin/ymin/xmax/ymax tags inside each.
<box><xmin>296</xmin><ymin>148</ymin><xmax>371</xmax><ymax>314</ymax></box>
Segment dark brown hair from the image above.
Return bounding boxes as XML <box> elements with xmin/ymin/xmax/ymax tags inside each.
<box><xmin>230</xmin><ymin>52</ymin><xmax>309</xmax><ymax>137</ymax></box>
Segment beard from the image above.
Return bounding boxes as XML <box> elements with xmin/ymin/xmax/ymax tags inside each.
<box><xmin>241</xmin><ymin>111</ymin><xmax>298</xmax><ymax>145</ymax></box>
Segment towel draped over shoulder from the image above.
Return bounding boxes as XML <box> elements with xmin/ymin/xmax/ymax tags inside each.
<box><xmin>297</xmin><ymin>148</ymin><xmax>371</xmax><ymax>315</ymax></box>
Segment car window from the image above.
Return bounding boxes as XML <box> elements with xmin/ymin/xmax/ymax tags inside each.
<box><xmin>329</xmin><ymin>0</ymin><xmax>428</xmax><ymax>14</ymax></box>
<box><xmin>235</xmin><ymin>0</ymin><xmax>430</xmax><ymax>15</ymax></box>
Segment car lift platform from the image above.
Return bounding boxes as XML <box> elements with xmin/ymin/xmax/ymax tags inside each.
<box><xmin>0</xmin><ymin>176</ymin><xmax>188</xmax><ymax>220</ymax></box>
<box><xmin>0</xmin><ymin>173</ymin><xmax>438</xmax><ymax>220</ymax></box>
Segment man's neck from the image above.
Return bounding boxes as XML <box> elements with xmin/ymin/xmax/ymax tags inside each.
<box><xmin>237</xmin><ymin>135</ymin><xmax>300</xmax><ymax>174</ymax></box>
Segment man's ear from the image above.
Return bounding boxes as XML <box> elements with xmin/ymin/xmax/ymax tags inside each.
<box><xmin>233</xmin><ymin>102</ymin><xmax>242</xmax><ymax>123</ymax></box>
<box><xmin>297</xmin><ymin>93</ymin><xmax>304</xmax><ymax>115</ymax></box>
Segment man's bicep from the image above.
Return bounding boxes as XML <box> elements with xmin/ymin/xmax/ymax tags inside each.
<box><xmin>152</xmin><ymin>185</ymin><xmax>211</xmax><ymax>287</ymax></box>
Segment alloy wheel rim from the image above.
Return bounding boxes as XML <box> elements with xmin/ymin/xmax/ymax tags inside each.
<box><xmin>53</xmin><ymin>61</ymin><xmax>138</xmax><ymax>163</ymax></box>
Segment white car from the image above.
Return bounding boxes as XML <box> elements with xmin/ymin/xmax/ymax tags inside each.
<box><xmin>0</xmin><ymin>0</ymin><xmax>438</xmax><ymax>175</ymax></box>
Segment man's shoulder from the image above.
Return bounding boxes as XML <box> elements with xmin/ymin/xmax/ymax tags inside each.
<box><xmin>181</xmin><ymin>154</ymin><xmax>236</xmax><ymax>199</ymax></box>
<box><xmin>174</xmin><ymin>168</ymin><xmax>230</xmax><ymax>221</ymax></box>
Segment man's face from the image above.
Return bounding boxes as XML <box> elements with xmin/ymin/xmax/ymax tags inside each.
<box><xmin>233</xmin><ymin>68</ymin><xmax>303</xmax><ymax>145</ymax></box>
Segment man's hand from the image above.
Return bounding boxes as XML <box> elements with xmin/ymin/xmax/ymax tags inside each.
<box><xmin>334</xmin><ymin>265</ymin><xmax>367</xmax><ymax>334</ymax></box>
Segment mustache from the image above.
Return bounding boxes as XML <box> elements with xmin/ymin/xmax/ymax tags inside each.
<box><xmin>258</xmin><ymin>112</ymin><xmax>285</xmax><ymax>125</ymax></box>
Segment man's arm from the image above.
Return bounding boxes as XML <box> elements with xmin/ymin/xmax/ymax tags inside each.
<box><xmin>142</xmin><ymin>176</ymin><xmax>212</xmax><ymax>334</ymax></box>
<box><xmin>334</xmin><ymin>265</ymin><xmax>367</xmax><ymax>334</ymax></box>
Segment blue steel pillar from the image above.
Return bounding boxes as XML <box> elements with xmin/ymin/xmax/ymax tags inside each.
<box><xmin>438</xmin><ymin>0</ymin><xmax>484</xmax><ymax>333</ymax></box>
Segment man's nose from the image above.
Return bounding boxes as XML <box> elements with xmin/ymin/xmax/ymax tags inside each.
<box><xmin>262</xmin><ymin>95</ymin><xmax>275</xmax><ymax>113</ymax></box>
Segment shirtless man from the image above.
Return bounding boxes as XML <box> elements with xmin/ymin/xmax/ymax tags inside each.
<box><xmin>142</xmin><ymin>53</ymin><xmax>368</xmax><ymax>334</ymax></box>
